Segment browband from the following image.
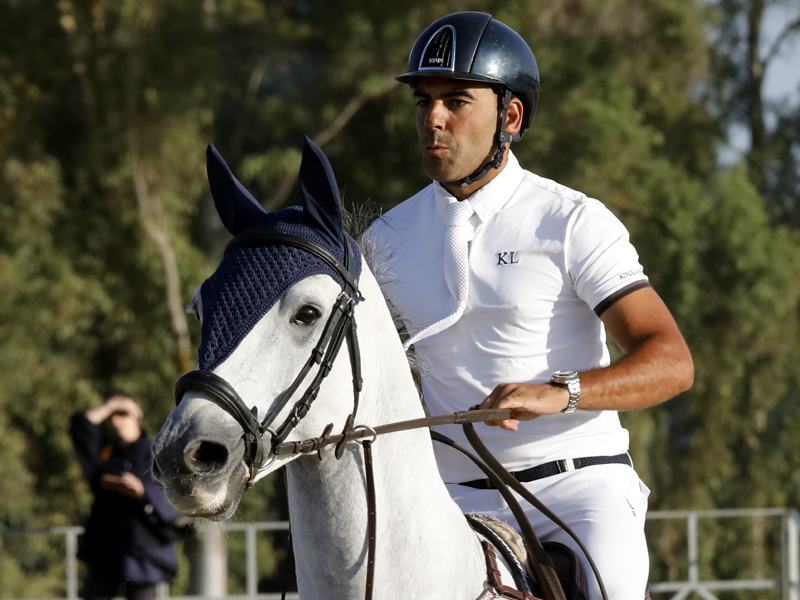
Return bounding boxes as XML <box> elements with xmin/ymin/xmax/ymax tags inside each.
<box><xmin>224</xmin><ymin>231</ymin><xmax>359</xmax><ymax>295</ymax></box>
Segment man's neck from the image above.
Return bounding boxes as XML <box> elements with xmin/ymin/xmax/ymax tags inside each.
<box><xmin>439</xmin><ymin>150</ymin><xmax>510</xmax><ymax>201</ymax></box>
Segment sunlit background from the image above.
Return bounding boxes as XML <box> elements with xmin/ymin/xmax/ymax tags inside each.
<box><xmin>1</xmin><ymin>1</ymin><xmax>799</xmax><ymax>598</ymax></box>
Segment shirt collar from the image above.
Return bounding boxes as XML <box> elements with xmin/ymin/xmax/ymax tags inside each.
<box><xmin>433</xmin><ymin>151</ymin><xmax>524</xmax><ymax>224</ymax></box>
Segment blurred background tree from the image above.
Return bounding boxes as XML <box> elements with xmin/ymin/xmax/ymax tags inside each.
<box><xmin>0</xmin><ymin>0</ymin><xmax>798</xmax><ymax>597</ymax></box>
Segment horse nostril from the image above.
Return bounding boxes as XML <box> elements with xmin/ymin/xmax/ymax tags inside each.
<box><xmin>184</xmin><ymin>440</ymin><xmax>229</xmax><ymax>472</ymax></box>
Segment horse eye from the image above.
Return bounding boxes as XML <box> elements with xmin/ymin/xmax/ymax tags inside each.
<box><xmin>293</xmin><ymin>305</ymin><xmax>321</xmax><ymax>326</ymax></box>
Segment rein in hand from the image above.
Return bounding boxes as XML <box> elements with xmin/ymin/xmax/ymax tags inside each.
<box><xmin>271</xmin><ymin>407</ymin><xmax>513</xmax><ymax>459</ymax></box>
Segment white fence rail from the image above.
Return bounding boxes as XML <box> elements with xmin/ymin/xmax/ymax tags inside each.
<box><xmin>2</xmin><ymin>509</ymin><xmax>799</xmax><ymax>600</ymax></box>
<box><xmin>646</xmin><ymin>508</ymin><xmax>800</xmax><ymax>600</ymax></box>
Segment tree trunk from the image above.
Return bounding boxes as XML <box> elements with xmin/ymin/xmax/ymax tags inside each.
<box><xmin>746</xmin><ymin>0</ymin><xmax>766</xmax><ymax>191</ymax></box>
<box><xmin>129</xmin><ymin>130</ymin><xmax>194</xmax><ymax>374</ymax></box>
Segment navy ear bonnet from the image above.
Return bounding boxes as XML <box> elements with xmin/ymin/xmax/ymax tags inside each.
<box><xmin>197</xmin><ymin>138</ymin><xmax>362</xmax><ymax>372</ymax></box>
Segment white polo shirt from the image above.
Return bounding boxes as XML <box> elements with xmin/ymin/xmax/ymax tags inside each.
<box><xmin>366</xmin><ymin>152</ymin><xmax>650</xmax><ymax>483</ymax></box>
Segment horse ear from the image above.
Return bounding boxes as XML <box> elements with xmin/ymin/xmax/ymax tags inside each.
<box><xmin>206</xmin><ymin>144</ymin><xmax>267</xmax><ymax>235</ymax></box>
<box><xmin>298</xmin><ymin>136</ymin><xmax>347</xmax><ymax>254</ymax></box>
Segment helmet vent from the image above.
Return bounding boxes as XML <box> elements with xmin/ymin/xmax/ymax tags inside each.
<box><xmin>419</xmin><ymin>25</ymin><xmax>456</xmax><ymax>71</ymax></box>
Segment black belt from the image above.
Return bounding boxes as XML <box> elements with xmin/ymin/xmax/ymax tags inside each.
<box><xmin>458</xmin><ymin>453</ymin><xmax>631</xmax><ymax>490</ymax></box>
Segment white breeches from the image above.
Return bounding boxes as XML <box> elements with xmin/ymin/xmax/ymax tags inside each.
<box><xmin>447</xmin><ymin>463</ymin><xmax>651</xmax><ymax>600</ymax></box>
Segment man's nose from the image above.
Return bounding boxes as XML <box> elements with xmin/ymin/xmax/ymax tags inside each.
<box><xmin>424</xmin><ymin>100</ymin><xmax>447</xmax><ymax>130</ymax></box>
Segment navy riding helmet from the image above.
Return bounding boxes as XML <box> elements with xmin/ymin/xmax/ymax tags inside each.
<box><xmin>397</xmin><ymin>11</ymin><xmax>540</xmax><ymax>138</ymax></box>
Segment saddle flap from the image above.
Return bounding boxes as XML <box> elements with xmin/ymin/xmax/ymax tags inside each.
<box><xmin>467</xmin><ymin>514</ymin><xmax>590</xmax><ymax>600</ymax></box>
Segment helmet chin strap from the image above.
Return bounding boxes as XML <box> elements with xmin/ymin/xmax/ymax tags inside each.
<box><xmin>452</xmin><ymin>89</ymin><xmax>514</xmax><ymax>189</ymax></box>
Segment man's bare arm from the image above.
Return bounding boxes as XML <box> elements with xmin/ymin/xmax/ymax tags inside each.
<box><xmin>481</xmin><ymin>287</ymin><xmax>694</xmax><ymax>430</ymax></box>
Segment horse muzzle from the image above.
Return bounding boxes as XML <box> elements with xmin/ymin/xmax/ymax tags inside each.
<box><xmin>152</xmin><ymin>398</ymin><xmax>251</xmax><ymax>519</ymax></box>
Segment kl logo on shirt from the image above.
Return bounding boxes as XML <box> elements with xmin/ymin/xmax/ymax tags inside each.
<box><xmin>496</xmin><ymin>251</ymin><xmax>520</xmax><ymax>265</ymax></box>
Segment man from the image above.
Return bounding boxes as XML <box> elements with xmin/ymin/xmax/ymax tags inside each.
<box><xmin>366</xmin><ymin>11</ymin><xmax>694</xmax><ymax>600</ymax></box>
<box><xmin>70</xmin><ymin>392</ymin><xmax>185</xmax><ymax>600</ymax></box>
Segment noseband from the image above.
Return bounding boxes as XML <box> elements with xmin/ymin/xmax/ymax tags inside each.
<box><xmin>174</xmin><ymin>230</ymin><xmax>362</xmax><ymax>485</ymax></box>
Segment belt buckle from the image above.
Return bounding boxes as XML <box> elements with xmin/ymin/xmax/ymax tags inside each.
<box><xmin>556</xmin><ymin>458</ymin><xmax>579</xmax><ymax>473</ymax></box>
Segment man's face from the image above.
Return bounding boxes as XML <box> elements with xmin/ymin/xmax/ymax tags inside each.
<box><xmin>108</xmin><ymin>397</ymin><xmax>142</xmax><ymax>443</ymax></box>
<box><xmin>414</xmin><ymin>78</ymin><xmax>499</xmax><ymax>184</ymax></box>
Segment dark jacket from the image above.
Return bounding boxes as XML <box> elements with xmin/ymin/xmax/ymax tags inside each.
<box><xmin>70</xmin><ymin>411</ymin><xmax>184</xmax><ymax>584</ymax></box>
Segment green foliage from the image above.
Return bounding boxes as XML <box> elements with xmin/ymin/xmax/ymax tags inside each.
<box><xmin>633</xmin><ymin>165</ymin><xmax>800</xmax><ymax>507</ymax></box>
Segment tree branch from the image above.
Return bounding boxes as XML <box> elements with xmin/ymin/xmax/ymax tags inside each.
<box><xmin>313</xmin><ymin>76</ymin><xmax>399</xmax><ymax>148</ymax></box>
<box><xmin>764</xmin><ymin>15</ymin><xmax>800</xmax><ymax>67</ymax></box>
<box><xmin>746</xmin><ymin>0</ymin><xmax>767</xmax><ymax>190</ymax></box>
<box><xmin>227</xmin><ymin>56</ymin><xmax>270</xmax><ymax>166</ymax></box>
<box><xmin>262</xmin><ymin>74</ymin><xmax>399</xmax><ymax>211</ymax></box>
<box><xmin>128</xmin><ymin>130</ymin><xmax>193</xmax><ymax>374</ymax></box>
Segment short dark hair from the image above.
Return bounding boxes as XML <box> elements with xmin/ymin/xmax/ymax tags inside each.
<box><xmin>103</xmin><ymin>388</ymin><xmax>134</xmax><ymax>403</ymax></box>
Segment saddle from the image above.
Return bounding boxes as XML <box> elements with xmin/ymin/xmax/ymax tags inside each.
<box><xmin>468</xmin><ymin>514</ymin><xmax>589</xmax><ymax>600</ymax></box>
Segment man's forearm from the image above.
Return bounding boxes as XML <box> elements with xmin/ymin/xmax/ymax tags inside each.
<box><xmin>481</xmin><ymin>287</ymin><xmax>694</xmax><ymax>429</ymax></box>
<box><xmin>576</xmin><ymin>330</ymin><xmax>694</xmax><ymax>411</ymax></box>
<box><xmin>84</xmin><ymin>404</ymin><xmax>113</xmax><ymax>424</ymax></box>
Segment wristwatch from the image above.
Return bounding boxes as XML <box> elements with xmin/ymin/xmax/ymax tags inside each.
<box><xmin>550</xmin><ymin>370</ymin><xmax>581</xmax><ymax>413</ymax></box>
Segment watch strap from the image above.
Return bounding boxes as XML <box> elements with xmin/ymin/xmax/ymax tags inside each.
<box><xmin>550</xmin><ymin>371</ymin><xmax>580</xmax><ymax>413</ymax></box>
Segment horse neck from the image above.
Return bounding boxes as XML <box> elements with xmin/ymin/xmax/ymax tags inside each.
<box><xmin>284</xmin><ymin>267</ymin><xmax>487</xmax><ymax>599</ymax></box>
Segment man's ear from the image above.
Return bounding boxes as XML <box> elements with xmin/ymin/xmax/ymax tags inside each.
<box><xmin>505</xmin><ymin>97</ymin><xmax>525</xmax><ymax>137</ymax></box>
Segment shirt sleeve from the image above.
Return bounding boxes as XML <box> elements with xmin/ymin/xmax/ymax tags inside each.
<box><xmin>565</xmin><ymin>199</ymin><xmax>649</xmax><ymax>315</ymax></box>
<box><xmin>69</xmin><ymin>411</ymin><xmax>104</xmax><ymax>481</ymax></box>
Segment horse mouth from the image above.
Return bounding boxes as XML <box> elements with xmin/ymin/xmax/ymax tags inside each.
<box><xmin>159</xmin><ymin>457</ymin><xmax>249</xmax><ymax>521</ymax></box>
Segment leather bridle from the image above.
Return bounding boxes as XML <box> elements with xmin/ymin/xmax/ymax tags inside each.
<box><xmin>173</xmin><ymin>230</ymin><xmax>363</xmax><ymax>486</ymax></box>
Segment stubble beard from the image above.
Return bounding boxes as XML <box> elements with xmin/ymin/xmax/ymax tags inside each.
<box><xmin>419</xmin><ymin>135</ymin><xmax>497</xmax><ymax>185</ymax></box>
<box><xmin>421</xmin><ymin>153</ymin><xmax>459</xmax><ymax>183</ymax></box>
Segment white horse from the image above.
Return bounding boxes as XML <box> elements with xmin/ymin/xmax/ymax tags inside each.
<box><xmin>152</xmin><ymin>138</ymin><xmax>549</xmax><ymax>600</ymax></box>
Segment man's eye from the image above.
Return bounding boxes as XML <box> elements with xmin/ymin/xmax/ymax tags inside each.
<box><xmin>293</xmin><ymin>305</ymin><xmax>321</xmax><ymax>326</ymax></box>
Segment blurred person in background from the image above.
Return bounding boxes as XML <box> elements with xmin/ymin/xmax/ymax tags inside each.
<box><xmin>70</xmin><ymin>391</ymin><xmax>186</xmax><ymax>600</ymax></box>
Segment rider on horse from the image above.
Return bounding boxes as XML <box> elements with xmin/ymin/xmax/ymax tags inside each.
<box><xmin>366</xmin><ymin>12</ymin><xmax>694</xmax><ymax>600</ymax></box>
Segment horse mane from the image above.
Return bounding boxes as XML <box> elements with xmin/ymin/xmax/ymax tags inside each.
<box><xmin>344</xmin><ymin>201</ymin><xmax>428</xmax><ymax>392</ymax></box>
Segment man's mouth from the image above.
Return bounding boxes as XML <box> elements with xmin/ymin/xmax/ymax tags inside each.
<box><xmin>424</xmin><ymin>142</ymin><xmax>449</xmax><ymax>155</ymax></box>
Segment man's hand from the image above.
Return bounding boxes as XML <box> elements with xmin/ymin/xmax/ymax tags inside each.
<box><xmin>101</xmin><ymin>473</ymin><xmax>146</xmax><ymax>499</ymax></box>
<box><xmin>480</xmin><ymin>383</ymin><xmax>570</xmax><ymax>431</ymax></box>
<box><xmin>85</xmin><ymin>396</ymin><xmax>143</xmax><ymax>425</ymax></box>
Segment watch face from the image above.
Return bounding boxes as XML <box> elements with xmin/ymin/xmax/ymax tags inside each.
<box><xmin>552</xmin><ymin>370</ymin><xmax>578</xmax><ymax>382</ymax></box>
